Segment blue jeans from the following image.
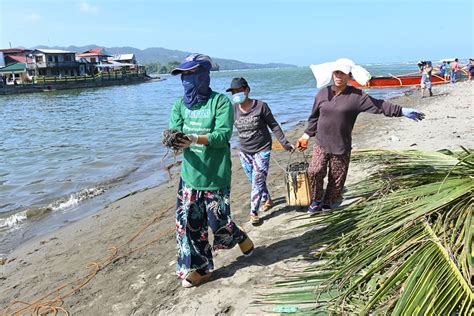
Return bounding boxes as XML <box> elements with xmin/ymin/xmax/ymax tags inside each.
<box><xmin>450</xmin><ymin>71</ymin><xmax>457</xmax><ymax>83</ymax></box>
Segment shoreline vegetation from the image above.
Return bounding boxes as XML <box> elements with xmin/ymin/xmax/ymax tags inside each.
<box><xmin>1</xmin><ymin>81</ymin><xmax>473</xmax><ymax>314</ymax></box>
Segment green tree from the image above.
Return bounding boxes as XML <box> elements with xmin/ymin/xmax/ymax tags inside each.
<box><xmin>144</xmin><ymin>62</ymin><xmax>161</xmax><ymax>74</ymax></box>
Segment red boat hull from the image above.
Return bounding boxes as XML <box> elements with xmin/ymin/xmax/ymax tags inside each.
<box><xmin>349</xmin><ymin>74</ymin><xmax>449</xmax><ymax>88</ymax></box>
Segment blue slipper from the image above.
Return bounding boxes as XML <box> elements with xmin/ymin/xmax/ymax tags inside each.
<box><xmin>307</xmin><ymin>200</ymin><xmax>322</xmax><ymax>216</ymax></box>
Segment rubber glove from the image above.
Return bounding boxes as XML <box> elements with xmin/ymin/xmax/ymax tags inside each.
<box><xmin>296</xmin><ymin>133</ymin><xmax>310</xmax><ymax>151</ymax></box>
<box><xmin>402</xmin><ymin>108</ymin><xmax>425</xmax><ymax>122</ymax></box>
<box><xmin>176</xmin><ymin>134</ymin><xmax>195</xmax><ymax>149</ymax></box>
<box><xmin>284</xmin><ymin>144</ymin><xmax>295</xmax><ymax>152</ymax></box>
<box><xmin>186</xmin><ymin>134</ymin><xmax>199</xmax><ymax>144</ymax></box>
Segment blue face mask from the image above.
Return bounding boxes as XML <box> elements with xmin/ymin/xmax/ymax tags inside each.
<box><xmin>232</xmin><ymin>92</ymin><xmax>247</xmax><ymax>104</ymax></box>
<box><xmin>181</xmin><ymin>70</ymin><xmax>211</xmax><ymax>109</ymax></box>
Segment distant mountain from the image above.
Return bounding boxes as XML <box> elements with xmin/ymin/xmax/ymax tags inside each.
<box><xmin>31</xmin><ymin>45</ymin><xmax>297</xmax><ymax>70</ymax></box>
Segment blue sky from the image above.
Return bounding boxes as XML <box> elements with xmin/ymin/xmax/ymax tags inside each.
<box><xmin>1</xmin><ymin>0</ymin><xmax>472</xmax><ymax>66</ymax></box>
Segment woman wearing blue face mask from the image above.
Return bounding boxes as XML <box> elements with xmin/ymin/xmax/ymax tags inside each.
<box><xmin>227</xmin><ymin>77</ymin><xmax>294</xmax><ymax>226</ymax></box>
<box><xmin>168</xmin><ymin>54</ymin><xmax>254</xmax><ymax>288</ymax></box>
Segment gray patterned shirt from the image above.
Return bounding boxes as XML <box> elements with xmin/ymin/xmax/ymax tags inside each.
<box><xmin>234</xmin><ymin>100</ymin><xmax>291</xmax><ymax>154</ymax></box>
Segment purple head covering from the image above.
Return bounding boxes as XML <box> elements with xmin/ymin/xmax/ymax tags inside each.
<box><xmin>181</xmin><ymin>69</ymin><xmax>212</xmax><ymax>108</ymax></box>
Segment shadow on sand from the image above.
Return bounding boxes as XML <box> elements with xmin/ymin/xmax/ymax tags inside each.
<box><xmin>212</xmin><ymin>207</ymin><xmax>348</xmax><ymax>282</ymax></box>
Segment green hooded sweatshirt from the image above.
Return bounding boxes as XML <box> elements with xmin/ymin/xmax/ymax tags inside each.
<box><xmin>169</xmin><ymin>91</ymin><xmax>233</xmax><ymax>190</ymax></box>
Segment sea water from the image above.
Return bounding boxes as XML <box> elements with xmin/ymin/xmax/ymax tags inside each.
<box><xmin>0</xmin><ymin>63</ymin><xmax>416</xmax><ymax>254</ymax></box>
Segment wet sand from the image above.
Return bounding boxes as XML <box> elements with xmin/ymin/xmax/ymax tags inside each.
<box><xmin>1</xmin><ymin>81</ymin><xmax>472</xmax><ymax>315</ymax></box>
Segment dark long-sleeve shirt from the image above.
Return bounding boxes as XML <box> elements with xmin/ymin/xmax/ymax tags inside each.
<box><xmin>234</xmin><ymin>99</ymin><xmax>291</xmax><ymax>154</ymax></box>
<box><xmin>304</xmin><ymin>86</ymin><xmax>403</xmax><ymax>154</ymax></box>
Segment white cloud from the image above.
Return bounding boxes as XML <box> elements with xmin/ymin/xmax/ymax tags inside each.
<box><xmin>79</xmin><ymin>2</ymin><xmax>99</xmax><ymax>14</ymax></box>
<box><xmin>25</xmin><ymin>13</ymin><xmax>42</xmax><ymax>22</ymax></box>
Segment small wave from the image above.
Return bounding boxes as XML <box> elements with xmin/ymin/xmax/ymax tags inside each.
<box><xmin>0</xmin><ymin>211</ymin><xmax>27</xmax><ymax>229</ymax></box>
<box><xmin>26</xmin><ymin>206</ymin><xmax>52</xmax><ymax>218</ymax></box>
<box><xmin>0</xmin><ymin>187</ymin><xmax>107</xmax><ymax>231</ymax></box>
<box><xmin>49</xmin><ymin>187</ymin><xmax>106</xmax><ymax>211</ymax></box>
<box><xmin>0</xmin><ymin>206</ymin><xmax>52</xmax><ymax>230</ymax></box>
<box><xmin>0</xmin><ymin>203</ymin><xmax>14</xmax><ymax>210</ymax></box>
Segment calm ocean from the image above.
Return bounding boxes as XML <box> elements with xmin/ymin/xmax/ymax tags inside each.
<box><xmin>0</xmin><ymin>63</ymin><xmax>417</xmax><ymax>254</ymax></box>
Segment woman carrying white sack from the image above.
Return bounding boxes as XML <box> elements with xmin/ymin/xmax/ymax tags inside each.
<box><xmin>296</xmin><ymin>58</ymin><xmax>425</xmax><ymax>215</ymax></box>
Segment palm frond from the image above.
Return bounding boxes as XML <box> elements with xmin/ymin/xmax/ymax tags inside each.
<box><xmin>260</xmin><ymin>149</ymin><xmax>474</xmax><ymax>315</ymax></box>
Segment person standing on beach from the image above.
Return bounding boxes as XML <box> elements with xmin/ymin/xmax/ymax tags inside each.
<box><xmin>227</xmin><ymin>77</ymin><xmax>294</xmax><ymax>226</ymax></box>
<box><xmin>168</xmin><ymin>53</ymin><xmax>254</xmax><ymax>288</ymax></box>
<box><xmin>450</xmin><ymin>58</ymin><xmax>460</xmax><ymax>83</ymax></box>
<box><xmin>296</xmin><ymin>58</ymin><xmax>425</xmax><ymax>215</ymax></box>
<box><xmin>439</xmin><ymin>61</ymin><xmax>447</xmax><ymax>78</ymax></box>
<box><xmin>419</xmin><ymin>61</ymin><xmax>433</xmax><ymax>98</ymax></box>
<box><xmin>444</xmin><ymin>61</ymin><xmax>451</xmax><ymax>81</ymax></box>
<box><xmin>467</xmin><ymin>59</ymin><xmax>474</xmax><ymax>81</ymax></box>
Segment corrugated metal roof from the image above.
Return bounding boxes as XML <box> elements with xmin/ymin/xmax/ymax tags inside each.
<box><xmin>79</xmin><ymin>48</ymin><xmax>111</xmax><ymax>56</ymax></box>
<box><xmin>34</xmin><ymin>49</ymin><xmax>75</xmax><ymax>54</ymax></box>
<box><xmin>114</xmin><ymin>54</ymin><xmax>135</xmax><ymax>60</ymax></box>
<box><xmin>96</xmin><ymin>61</ymin><xmax>135</xmax><ymax>68</ymax></box>
<box><xmin>6</xmin><ymin>55</ymin><xmax>33</xmax><ymax>63</ymax></box>
<box><xmin>0</xmin><ymin>48</ymin><xmax>30</xmax><ymax>53</ymax></box>
<box><xmin>0</xmin><ymin>62</ymin><xmax>27</xmax><ymax>72</ymax></box>
<box><xmin>76</xmin><ymin>52</ymin><xmax>110</xmax><ymax>57</ymax></box>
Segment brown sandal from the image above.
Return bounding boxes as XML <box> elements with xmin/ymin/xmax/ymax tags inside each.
<box><xmin>181</xmin><ymin>270</ymin><xmax>212</xmax><ymax>288</ymax></box>
<box><xmin>260</xmin><ymin>199</ymin><xmax>273</xmax><ymax>212</ymax></box>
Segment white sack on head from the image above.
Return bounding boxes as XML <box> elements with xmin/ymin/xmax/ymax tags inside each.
<box><xmin>309</xmin><ymin>62</ymin><xmax>334</xmax><ymax>88</ymax></box>
<box><xmin>350</xmin><ymin>65</ymin><xmax>371</xmax><ymax>86</ymax></box>
<box><xmin>309</xmin><ymin>58</ymin><xmax>371</xmax><ymax>88</ymax></box>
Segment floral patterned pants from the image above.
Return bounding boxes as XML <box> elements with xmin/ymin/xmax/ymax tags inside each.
<box><xmin>307</xmin><ymin>144</ymin><xmax>351</xmax><ymax>206</ymax></box>
<box><xmin>238</xmin><ymin>150</ymin><xmax>271</xmax><ymax>215</ymax></box>
<box><xmin>175</xmin><ymin>179</ymin><xmax>247</xmax><ymax>279</ymax></box>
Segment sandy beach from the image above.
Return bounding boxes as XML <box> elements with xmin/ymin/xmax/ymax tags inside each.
<box><xmin>1</xmin><ymin>81</ymin><xmax>473</xmax><ymax>315</ymax></box>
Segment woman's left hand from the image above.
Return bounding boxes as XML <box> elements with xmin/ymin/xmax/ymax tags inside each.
<box><xmin>402</xmin><ymin>108</ymin><xmax>425</xmax><ymax>121</ymax></box>
<box><xmin>176</xmin><ymin>137</ymin><xmax>192</xmax><ymax>149</ymax></box>
<box><xmin>284</xmin><ymin>144</ymin><xmax>295</xmax><ymax>152</ymax></box>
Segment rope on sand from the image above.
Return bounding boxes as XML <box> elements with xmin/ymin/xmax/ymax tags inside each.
<box><xmin>2</xmin><ymin>204</ymin><xmax>176</xmax><ymax>316</ymax></box>
<box><xmin>3</xmin><ymin>192</ymin><xmax>256</xmax><ymax>315</ymax></box>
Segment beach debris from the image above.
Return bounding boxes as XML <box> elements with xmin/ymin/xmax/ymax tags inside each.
<box><xmin>218</xmin><ymin>305</ymin><xmax>233</xmax><ymax>314</ymax></box>
<box><xmin>286</xmin><ymin>157</ymin><xmax>311</xmax><ymax>206</ymax></box>
<box><xmin>161</xmin><ymin>128</ymin><xmax>187</xmax><ymax>152</ymax></box>
<box><xmin>130</xmin><ymin>273</ymin><xmax>147</xmax><ymax>290</ymax></box>
<box><xmin>287</xmin><ymin>161</ymin><xmax>309</xmax><ymax>172</ymax></box>
<box><xmin>161</xmin><ymin>129</ymin><xmax>188</xmax><ymax>177</ymax></box>
<box><xmin>161</xmin><ymin>128</ymin><xmax>188</xmax><ymax>162</ymax></box>
<box><xmin>165</xmin><ymin>160</ymin><xmax>182</xmax><ymax>179</ymax></box>
<box><xmin>390</xmin><ymin>135</ymin><xmax>400</xmax><ymax>142</ymax></box>
<box><xmin>0</xmin><ymin>256</ymin><xmax>7</xmax><ymax>265</ymax></box>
